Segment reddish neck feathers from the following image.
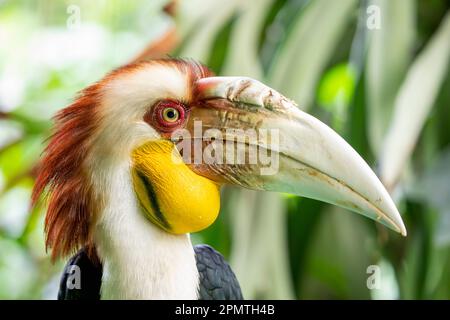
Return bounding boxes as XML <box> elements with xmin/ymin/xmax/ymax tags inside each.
<box><xmin>32</xmin><ymin>83</ymin><xmax>101</xmax><ymax>260</ymax></box>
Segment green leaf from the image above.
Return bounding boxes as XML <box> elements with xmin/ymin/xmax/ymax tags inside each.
<box><xmin>229</xmin><ymin>189</ymin><xmax>295</xmax><ymax>299</ymax></box>
<box><xmin>366</xmin><ymin>0</ymin><xmax>416</xmax><ymax>154</ymax></box>
<box><xmin>206</xmin><ymin>15</ymin><xmax>236</xmax><ymax>75</ymax></box>
<box><xmin>318</xmin><ymin>63</ymin><xmax>356</xmax><ymax>110</ymax></box>
<box><xmin>221</xmin><ymin>0</ymin><xmax>273</xmax><ymax>78</ymax></box>
<box><xmin>317</xmin><ymin>63</ymin><xmax>357</xmax><ymax>130</ymax></box>
<box><xmin>379</xmin><ymin>11</ymin><xmax>450</xmax><ymax>190</ymax></box>
<box><xmin>267</xmin><ymin>0</ymin><xmax>357</xmax><ymax>110</ymax></box>
<box><xmin>301</xmin><ymin>207</ymin><xmax>375</xmax><ymax>299</ymax></box>
<box><xmin>177</xmin><ymin>0</ymin><xmax>240</xmax><ymax>62</ymax></box>
<box><xmin>346</xmin><ymin>70</ymin><xmax>374</xmax><ymax>162</ymax></box>
<box><xmin>411</xmin><ymin>147</ymin><xmax>450</xmax><ymax>246</ymax></box>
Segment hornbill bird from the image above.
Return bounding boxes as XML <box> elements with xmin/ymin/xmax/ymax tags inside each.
<box><xmin>32</xmin><ymin>59</ymin><xmax>406</xmax><ymax>300</ymax></box>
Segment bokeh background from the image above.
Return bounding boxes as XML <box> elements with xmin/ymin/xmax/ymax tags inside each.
<box><xmin>0</xmin><ymin>0</ymin><xmax>449</xmax><ymax>299</ymax></box>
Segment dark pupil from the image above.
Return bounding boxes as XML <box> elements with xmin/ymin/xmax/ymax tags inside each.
<box><xmin>167</xmin><ymin>110</ymin><xmax>175</xmax><ymax>118</ymax></box>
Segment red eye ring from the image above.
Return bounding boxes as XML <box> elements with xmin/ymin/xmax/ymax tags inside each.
<box><xmin>146</xmin><ymin>100</ymin><xmax>188</xmax><ymax>133</ymax></box>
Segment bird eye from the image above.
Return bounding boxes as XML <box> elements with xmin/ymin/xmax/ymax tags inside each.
<box><xmin>145</xmin><ymin>100</ymin><xmax>188</xmax><ymax>133</ymax></box>
<box><xmin>162</xmin><ymin>107</ymin><xmax>180</xmax><ymax>122</ymax></box>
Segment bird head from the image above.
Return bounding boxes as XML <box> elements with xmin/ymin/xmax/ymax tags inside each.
<box><xmin>32</xmin><ymin>59</ymin><xmax>406</xmax><ymax>259</ymax></box>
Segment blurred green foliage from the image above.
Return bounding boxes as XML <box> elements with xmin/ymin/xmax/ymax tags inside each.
<box><xmin>0</xmin><ymin>0</ymin><xmax>449</xmax><ymax>299</ymax></box>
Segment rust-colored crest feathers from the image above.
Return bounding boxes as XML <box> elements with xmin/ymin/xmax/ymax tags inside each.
<box><xmin>32</xmin><ymin>82</ymin><xmax>102</xmax><ymax>259</ymax></box>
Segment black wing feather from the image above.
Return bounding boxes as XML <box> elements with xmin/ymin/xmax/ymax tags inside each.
<box><xmin>194</xmin><ymin>244</ymin><xmax>243</xmax><ymax>300</ymax></box>
<box><xmin>57</xmin><ymin>248</ymin><xmax>102</xmax><ymax>300</ymax></box>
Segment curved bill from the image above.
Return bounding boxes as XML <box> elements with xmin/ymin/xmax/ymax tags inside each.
<box><xmin>173</xmin><ymin>76</ymin><xmax>406</xmax><ymax>236</ymax></box>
